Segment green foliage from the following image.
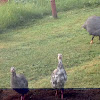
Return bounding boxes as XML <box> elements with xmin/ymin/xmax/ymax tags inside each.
<box><xmin>0</xmin><ymin>0</ymin><xmax>100</xmax><ymax>30</ymax></box>
<box><xmin>56</xmin><ymin>0</ymin><xmax>100</xmax><ymax>11</ymax></box>
<box><xmin>0</xmin><ymin>1</ymin><xmax>51</xmax><ymax>30</ymax></box>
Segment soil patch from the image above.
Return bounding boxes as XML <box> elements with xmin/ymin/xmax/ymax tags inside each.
<box><xmin>0</xmin><ymin>89</ymin><xmax>100</xmax><ymax>100</ymax></box>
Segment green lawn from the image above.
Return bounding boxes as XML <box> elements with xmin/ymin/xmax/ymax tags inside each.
<box><xmin>0</xmin><ymin>6</ymin><xmax>100</xmax><ymax>88</ymax></box>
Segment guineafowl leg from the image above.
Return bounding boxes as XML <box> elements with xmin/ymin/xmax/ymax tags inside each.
<box><xmin>23</xmin><ymin>96</ymin><xmax>25</xmax><ymax>100</ymax></box>
<box><xmin>21</xmin><ymin>95</ymin><xmax>24</xmax><ymax>100</ymax></box>
<box><xmin>55</xmin><ymin>89</ymin><xmax>58</xmax><ymax>97</ymax></box>
<box><xmin>21</xmin><ymin>96</ymin><xmax>23</xmax><ymax>100</ymax></box>
<box><xmin>61</xmin><ymin>88</ymin><xmax>64</xmax><ymax>99</ymax></box>
<box><xmin>99</xmin><ymin>36</ymin><xmax>100</xmax><ymax>41</ymax></box>
<box><xmin>90</xmin><ymin>35</ymin><xmax>94</xmax><ymax>44</ymax></box>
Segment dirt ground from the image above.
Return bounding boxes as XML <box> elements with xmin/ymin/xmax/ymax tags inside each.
<box><xmin>0</xmin><ymin>89</ymin><xmax>100</xmax><ymax>100</ymax></box>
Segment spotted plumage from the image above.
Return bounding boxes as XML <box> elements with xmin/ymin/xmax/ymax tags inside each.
<box><xmin>51</xmin><ymin>54</ymin><xmax>67</xmax><ymax>99</ymax></box>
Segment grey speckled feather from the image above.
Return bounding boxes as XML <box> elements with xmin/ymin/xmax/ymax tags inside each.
<box><xmin>83</xmin><ymin>16</ymin><xmax>100</xmax><ymax>36</ymax></box>
<box><xmin>51</xmin><ymin>55</ymin><xmax>67</xmax><ymax>89</ymax></box>
<box><xmin>82</xmin><ymin>16</ymin><xmax>100</xmax><ymax>43</ymax></box>
<box><xmin>10</xmin><ymin>67</ymin><xmax>28</xmax><ymax>89</ymax></box>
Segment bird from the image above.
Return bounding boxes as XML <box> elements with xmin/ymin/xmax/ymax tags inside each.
<box><xmin>82</xmin><ymin>16</ymin><xmax>100</xmax><ymax>44</ymax></box>
<box><xmin>10</xmin><ymin>67</ymin><xmax>29</xmax><ymax>100</ymax></box>
<box><xmin>50</xmin><ymin>54</ymin><xmax>67</xmax><ymax>99</ymax></box>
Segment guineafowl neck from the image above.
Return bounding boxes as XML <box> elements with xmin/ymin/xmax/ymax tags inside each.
<box><xmin>58</xmin><ymin>59</ymin><xmax>63</xmax><ymax>68</ymax></box>
<box><xmin>58</xmin><ymin>59</ymin><xmax>62</xmax><ymax>64</ymax></box>
<box><xmin>12</xmin><ymin>72</ymin><xmax>16</xmax><ymax>77</ymax></box>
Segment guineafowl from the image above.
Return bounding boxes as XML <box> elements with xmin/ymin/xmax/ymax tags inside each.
<box><xmin>10</xmin><ymin>67</ymin><xmax>29</xmax><ymax>100</ymax></box>
<box><xmin>82</xmin><ymin>16</ymin><xmax>100</xmax><ymax>44</ymax></box>
<box><xmin>51</xmin><ymin>54</ymin><xmax>67</xmax><ymax>99</ymax></box>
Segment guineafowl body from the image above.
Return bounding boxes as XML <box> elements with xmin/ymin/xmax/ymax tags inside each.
<box><xmin>10</xmin><ymin>67</ymin><xmax>29</xmax><ymax>100</ymax></box>
<box><xmin>51</xmin><ymin>54</ymin><xmax>67</xmax><ymax>99</ymax></box>
<box><xmin>82</xmin><ymin>16</ymin><xmax>100</xmax><ymax>43</ymax></box>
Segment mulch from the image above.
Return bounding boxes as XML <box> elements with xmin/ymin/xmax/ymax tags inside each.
<box><xmin>0</xmin><ymin>89</ymin><xmax>100</xmax><ymax>100</ymax></box>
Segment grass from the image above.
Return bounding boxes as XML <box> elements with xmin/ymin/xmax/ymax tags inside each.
<box><xmin>0</xmin><ymin>5</ymin><xmax>100</xmax><ymax>88</ymax></box>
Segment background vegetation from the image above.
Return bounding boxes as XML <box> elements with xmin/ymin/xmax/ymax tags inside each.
<box><xmin>0</xmin><ymin>0</ymin><xmax>100</xmax><ymax>30</ymax></box>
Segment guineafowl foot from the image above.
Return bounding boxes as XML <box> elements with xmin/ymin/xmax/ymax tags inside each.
<box><xmin>21</xmin><ymin>96</ymin><xmax>24</xmax><ymax>100</ymax></box>
<box><xmin>90</xmin><ymin>40</ymin><xmax>93</xmax><ymax>44</ymax></box>
<box><xmin>61</xmin><ymin>92</ymin><xmax>63</xmax><ymax>99</ymax></box>
<box><xmin>61</xmin><ymin>88</ymin><xmax>64</xmax><ymax>99</ymax></box>
<box><xmin>55</xmin><ymin>90</ymin><xmax>58</xmax><ymax>97</ymax></box>
<box><xmin>21</xmin><ymin>96</ymin><xmax>23</xmax><ymax>100</ymax></box>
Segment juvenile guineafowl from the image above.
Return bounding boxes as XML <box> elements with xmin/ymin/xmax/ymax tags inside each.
<box><xmin>10</xmin><ymin>67</ymin><xmax>29</xmax><ymax>100</ymax></box>
<box><xmin>51</xmin><ymin>54</ymin><xmax>67</xmax><ymax>99</ymax></box>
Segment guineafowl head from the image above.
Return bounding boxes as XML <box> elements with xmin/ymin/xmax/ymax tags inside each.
<box><xmin>58</xmin><ymin>54</ymin><xmax>62</xmax><ymax>61</ymax></box>
<box><xmin>10</xmin><ymin>67</ymin><xmax>16</xmax><ymax>73</ymax></box>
